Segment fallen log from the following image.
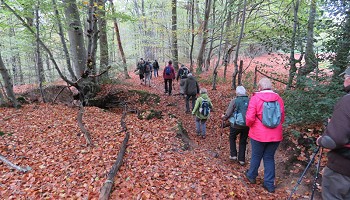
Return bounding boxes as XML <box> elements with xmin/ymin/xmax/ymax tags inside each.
<box><xmin>99</xmin><ymin>132</ymin><xmax>129</xmax><ymax>200</ymax></box>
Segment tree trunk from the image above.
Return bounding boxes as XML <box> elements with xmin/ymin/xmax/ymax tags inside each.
<box><xmin>0</xmin><ymin>52</ymin><xmax>20</xmax><ymax>108</ymax></box>
<box><xmin>53</xmin><ymin>0</ymin><xmax>76</xmax><ymax>80</ymax></box>
<box><xmin>35</xmin><ymin>2</ymin><xmax>46</xmax><ymax>103</ymax></box>
<box><xmin>63</xmin><ymin>0</ymin><xmax>87</xmax><ymax>77</ymax></box>
<box><xmin>222</xmin><ymin>0</ymin><xmax>233</xmax><ymax>66</ymax></box>
<box><xmin>296</xmin><ymin>0</ymin><xmax>317</xmax><ymax>89</ymax></box>
<box><xmin>98</xmin><ymin>0</ymin><xmax>110</xmax><ymax>81</ymax></box>
<box><xmin>171</xmin><ymin>0</ymin><xmax>179</xmax><ymax>70</ymax></box>
<box><xmin>189</xmin><ymin>0</ymin><xmax>195</xmax><ymax>72</ymax></box>
<box><xmin>287</xmin><ymin>0</ymin><xmax>301</xmax><ymax>89</ymax></box>
<box><xmin>212</xmin><ymin>0</ymin><xmax>228</xmax><ymax>90</ymax></box>
<box><xmin>86</xmin><ymin>0</ymin><xmax>99</xmax><ymax>82</ymax></box>
<box><xmin>109</xmin><ymin>0</ymin><xmax>130</xmax><ymax>79</ymax></box>
<box><xmin>232</xmin><ymin>0</ymin><xmax>246</xmax><ymax>89</ymax></box>
<box><xmin>196</xmin><ymin>0</ymin><xmax>211</xmax><ymax>73</ymax></box>
<box><xmin>205</xmin><ymin>0</ymin><xmax>216</xmax><ymax>72</ymax></box>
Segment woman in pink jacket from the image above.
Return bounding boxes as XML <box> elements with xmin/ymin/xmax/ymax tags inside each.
<box><xmin>244</xmin><ymin>77</ymin><xmax>285</xmax><ymax>193</ymax></box>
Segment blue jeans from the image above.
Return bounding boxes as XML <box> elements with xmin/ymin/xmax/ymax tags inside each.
<box><xmin>154</xmin><ymin>69</ymin><xmax>158</xmax><ymax>77</ymax></box>
<box><xmin>247</xmin><ymin>139</ymin><xmax>280</xmax><ymax>190</ymax></box>
<box><xmin>195</xmin><ymin>117</ymin><xmax>206</xmax><ymax>136</ymax></box>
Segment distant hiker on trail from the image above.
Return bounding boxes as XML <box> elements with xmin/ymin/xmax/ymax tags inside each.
<box><xmin>192</xmin><ymin>88</ymin><xmax>213</xmax><ymax>139</ymax></box>
<box><xmin>221</xmin><ymin>86</ymin><xmax>249</xmax><ymax>166</ymax></box>
<box><xmin>184</xmin><ymin>73</ymin><xmax>199</xmax><ymax>114</ymax></box>
<box><xmin>135</xmin><ymin>58</ymin><xmax>145</xmax><ymax>84</ymax></box>
<box><xmin>147</xmin><ymin>59</ymin><xmax>153</xmax><ymax>79</ymax></box>
<box><xmin>316</xmin><ymin>66</ymin><xmax>350</xmax><ymax>200</ymax></box>
<box><xmin>163</xmin><ymin>60</ymin><xmax>176</xmax><ymax>96</ymax></box>
<box><xmin>153</xmin><ymin>60</ymin><xmax>160</xmax><ymax>77</ymax></box>
<box><xmin>144</xmin><ymin>62</ymin><xmax>152</xmax><ymax>87</ymax></box>
<box><xmin>176</xmin><ymin>64</ymin><xmax>190</xmax><ymax>96</ymax></box>
<box><xmin>245</xmin><ymin>77</ymin><xmax>285</xmax><ymax>193</ymax></box>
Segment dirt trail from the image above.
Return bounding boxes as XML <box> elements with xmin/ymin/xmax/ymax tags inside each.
<box><xmin>125</xmin><ymin>70</ymin><xmax>322</xmax><ymax>199</ymax></box>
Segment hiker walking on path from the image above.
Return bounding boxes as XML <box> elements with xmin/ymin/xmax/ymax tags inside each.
<box><xmin>135</xmin><ymin>58</ymin><xmax>145</xmax><ymax>84</ymax></box>
<box><xmin>221</xmin><ymin>86</ymin><xmax>249</xmax><ymax>166</ymax></box>
<box><xmin>163</xmin><ymin>60</ymin><xmax>176</xmax><ymax>95</ymax></box>
<box><xmin>177</xmin><ymin>64</ymin><xmax>190</xmax><ymax>96</ymax></box>
<box><xmin>153</xmin><ymin>60</ymin><xmax>160</xmax><ymax>77</ymax></box>
<box><xmin>144</xmin><ymin>62</ymin><xmax>152</xmax><ymax>87</ymax></box>
<box><xmin>192</xmin><ymin>88</ymin><xmax>213</xmax><ymax>139</ymax></box>
<box><xmin>316</xmin><ymin>67</ymin><xmax>350</xmax><ymax>200</ymax></box>
<box><xmin>184</xmin><ymin>73</ymin><xmax>199</xmax><ymax>114</ymax></box>
<box><xmin>245</xmin><ymin>77</ymin><xmax>285</xmax><ymax>193</ymax></box>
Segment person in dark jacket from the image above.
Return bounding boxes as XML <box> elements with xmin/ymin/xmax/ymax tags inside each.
<box><xmin>316</xmin><ymin>67</ymin><xmax>350</xmax><ymax>200</ymax></box>
<box><xmin>184</xmin><ymin>73</ymin><xmax>199</xmax><ymax>113</ymax></box>
<box><xmin>163</xmin><ymin>60</ymin><xmax>176</xmax><ymax>95</ymax></box>
<box><xmin>177</xmin><ymin>64</ymin><xmax>190</xmax><ymax>96</ymax></box>
<box><xmin>222</xmin><ymin>86</ymin><xmax>249</xmax><ymax>166</ymax></box>
<box><xmin>135</xmin><ymin>58</ymin><xmax>145</xmax><ymax>84</ymax></box>
<box><xmin>153</xmin><ymin>60</ymin><xmax>160</xmax><ymax>77</ymax></box>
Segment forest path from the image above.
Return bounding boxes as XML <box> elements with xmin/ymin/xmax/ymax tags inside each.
<box><xmin>122</xmin><ymin>71</ymin><xmax>315</xmax><ymax>199</ymax></box>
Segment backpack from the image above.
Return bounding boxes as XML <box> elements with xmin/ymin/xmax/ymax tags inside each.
<box><xmin>199</xmin><ymin>98</ymin><xmax>210</xmax><ymax>117</ymax></box>
<box><xmin>260</xmin><ymin>101</ymin><xmax>281</xmax><ymax>128</ymax></box>
<box><xmin>165</xmin><ymin>66</ymin><xmax>171</xmax><ymax>75</ymax></box>
<box><xmin>233</xmin><ymin>96</ymin><xmax>249</xmax><ymax>126</ymax></box>
<box><xmin>181</xmin><ymin>67</ymin><xmax>189</xmax><ymax>78</ymax></box>
<box><xmin>145</xmin><ymin>64</ymin><xmax>151</xmax><ymax>73</ymax></box>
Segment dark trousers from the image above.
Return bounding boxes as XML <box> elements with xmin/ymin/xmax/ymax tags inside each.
<box><xmin>186</xmin><ymin>94</ymin><xmax>196</xmax><ymax>112</ymax></box>
<box><xmin>164</xmin><ymin>79</ymin><xmax>173</xmax><ymax>95</ymax></box>
<box><xmin>229</xmin><ymin>126</ymin><xmax>249</xmax><ymax>161</ymax></box>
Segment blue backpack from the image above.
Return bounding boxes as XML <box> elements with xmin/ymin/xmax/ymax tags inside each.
<box><xmin>233</xmin><ymin>96</ymin><xmax>249</xmax><ymax>126</ymax></box>
<box><xmin>199</xmin><ymin>98</ymin><xmax>210</xmax><ymax>117</ymax></box>
<box><xmin>165</xmin><ymin>66</ymin><xmax>171</xmax><ymax>75</ymax></box>
<box><xmin>260</xmin><ymin>101</ymin><xmax>281</xmax><ymax>128</ymax></box>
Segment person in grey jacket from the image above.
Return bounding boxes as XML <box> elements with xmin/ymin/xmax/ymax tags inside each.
<box><xmin>316</xmin><ymin>67</ymin><xmax>350</xmax><ymax>200</ymax></box>
<box><xmin>184</xmin><ymin>73</ymin><xmax>199</xmax><ymax>113</ymax></box>
<box><xmin>222</xmin><ymin>86</ymin><xmax>250</xmax><ymax>165</ymax></box>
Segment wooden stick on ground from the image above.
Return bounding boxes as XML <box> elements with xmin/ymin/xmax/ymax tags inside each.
<box><xmin>0</xmin><ymin>154</ymin><xmax>31</xmax><ymax>173</ymax></box>
<box><xmin>99</xmin><ymin>132</ymin><xmax>129</xmax><ymax>200</ymax></box>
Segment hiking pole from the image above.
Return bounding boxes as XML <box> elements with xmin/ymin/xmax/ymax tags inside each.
<box><xmin>310</xmin><ymin>147</ymin><xmax>323</xmax><ymax>200</ymax></box>
<box><xmin>288</xmin><ymin>146</ymin><xmax>321</xmax><ymax>200</ymax></box>
<box><xmin>219</xmin><ymin>120</ymin><xmax>224</xmax><ymax>149</ymax></box>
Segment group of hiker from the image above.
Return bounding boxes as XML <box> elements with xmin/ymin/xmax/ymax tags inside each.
<box><xmin>135</xmin><ymin>58</ymin><xmax>160</xmax><ymax>87</ymax></box>
<box><xmin>135</xmin><ymin>58</ymin><xmax>350</xmax><ymax>198</ymax></box>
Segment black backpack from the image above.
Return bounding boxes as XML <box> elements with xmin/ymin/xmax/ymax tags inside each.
<box><xmin>181</xmin><ymin>67</ymin><xmax>189</xmax><ymax>78</ymax></box>
<box><xmin>145</xmin><ymin>64</ymin><xmax>151</xmax><ymax>73</ymax></box>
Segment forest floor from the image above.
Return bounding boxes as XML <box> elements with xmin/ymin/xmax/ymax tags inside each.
<box><xmin>0</xmin><ymin>54</ymin><xmax>323</xmax><ymax>199</ymax></box>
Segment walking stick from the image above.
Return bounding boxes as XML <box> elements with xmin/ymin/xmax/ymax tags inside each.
<box><xmin>219</xmin><ymin>120</ymin><xmax>224</xmax><ymax>149</ymax></box>
<box><xmin>288</xmin><ymin>146</ymin><xmax>321</xmax><ymax>200</ymax></box>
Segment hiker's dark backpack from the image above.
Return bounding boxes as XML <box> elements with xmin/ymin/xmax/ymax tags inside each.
<box><xmin>145</xmin><ymin>63</ymin><xmax>151</xmax><ymax>73</ymax></box>
<box><xmin>181</xmin><ymin>67</ymin><xmax>189</xmax><ymax>78</ymax></box>
<box><xmin>165</xmin><ymin>66</ymin><xmax>171</xmax><ymax>75</ymax></box>
<box><xmin>260</xmin><ymin>100</ymin><xmax>281</xmax><ymax>128</ymax></box>
<box><xmin>199</xmin><ymin>98</ymin><xmax>210</xmax><ymax>117</ymax></box>
<box><xmin>233</xmin><ymin>96</ymin><xmax>249</xmax><ymax>126</ymax></box>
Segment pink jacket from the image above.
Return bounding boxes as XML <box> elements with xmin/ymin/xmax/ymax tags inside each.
<box><xmin>246</xmin><ymin>90</ymin><xmax>285</xmax><ymax>142</ymax></box>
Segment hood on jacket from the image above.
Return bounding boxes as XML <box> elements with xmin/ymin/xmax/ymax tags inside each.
<box><xmin>200</xmin><ymin>93</ymin><xmax>209</xmax><ymax>99</ymax></box>
<box><xmin>254</xmin><ymin>90</ymin><xmax>279</xmax><ymax>102</ymax></box>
